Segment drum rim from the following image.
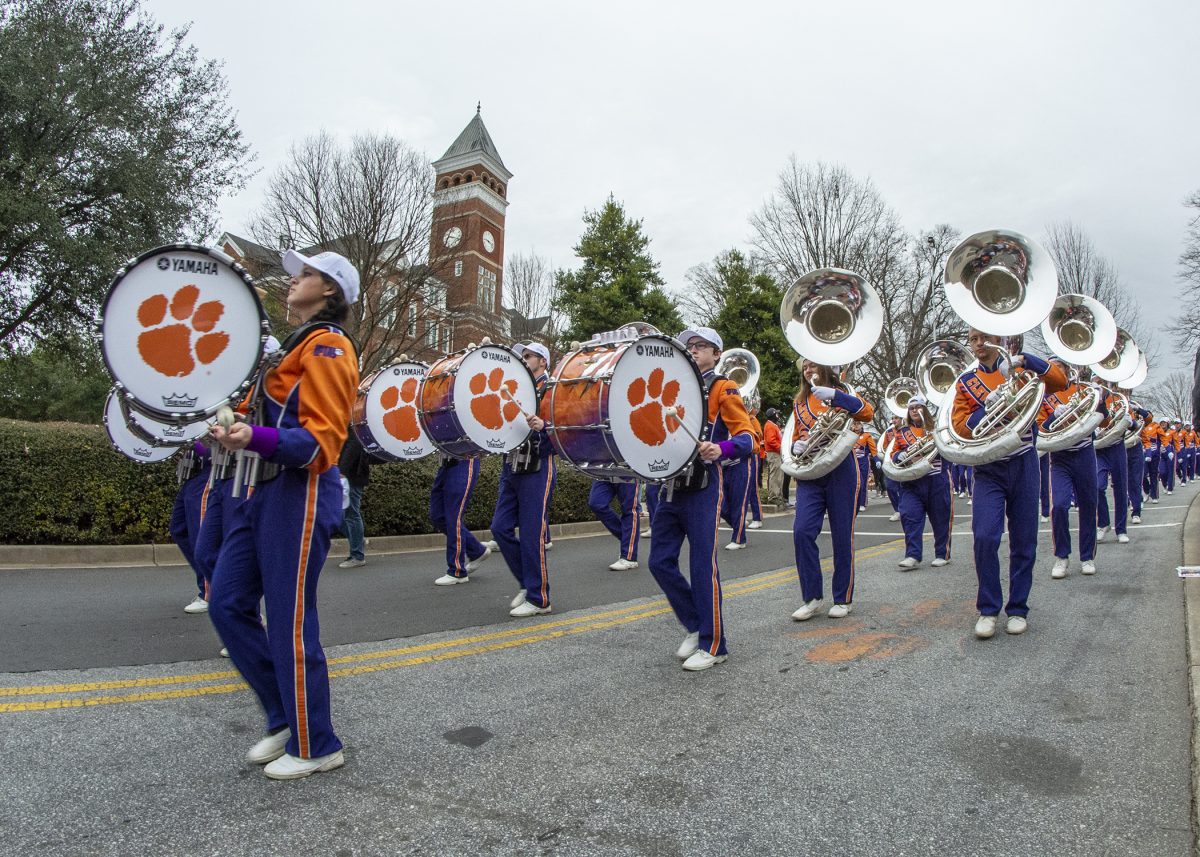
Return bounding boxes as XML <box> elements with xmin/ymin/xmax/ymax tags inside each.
<box><xmin>100</xmin><ymin>242</ymin><xmax>270</xmax><ymax>424</ymax></box>
<box><xmin>547</xmin><ymin>333</ymin><xmax>705</xmax><ymax>482</ymax></box>
<box><xmin>103</xmin><ymin>388</ymin><xmax>182</xmax><ymax>464</ymax></box>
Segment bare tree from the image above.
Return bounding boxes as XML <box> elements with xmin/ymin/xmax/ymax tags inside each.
<box><xmin>504</xmin><ymin>251</ymin><xmax>560</xmax><ymax>341</ymax></box>
<box><xmin>749</xmin><ymin>159</ymin><xmax>964</xmax><ymax>428</ymax></box>
<box><xmin>250</xmin><ymin>131</ymin><xmax>457</xmax><ymax>374</ymax></box>
<box><xmin>1035</xmin><ymin>221</ymin><xmax>1157</xmax><ymax>368</ymax></box>
<box><xmin>1139</xmin><ymin>370</ymin><xmax>1194</xmax><ymax>421</ymax></box>
<box><xmin>1172</xmin><ymin>190</ymin><xmax>1200</xmax><ymax>352</ymax></box>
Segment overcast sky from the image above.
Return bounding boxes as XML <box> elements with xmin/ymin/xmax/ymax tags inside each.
<box><xmin>147</xmin><ymin>0</ymin><xmax>1200</xmax><ymax>382</ymax></box>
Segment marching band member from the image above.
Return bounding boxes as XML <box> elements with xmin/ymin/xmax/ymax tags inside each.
<box><xmin>891</xmin><ymin>396</ymin><xmax>952</xmax><ymax>570</ymax></box>
<box><xmin>492</xmin><ymin>342</ymin><xmax>557</xmax><ymax>618</ymax></box>
<box><xmin>588</xmin><ymin>477</ymin><xmax>642</xmax><ymax>570</ymax></box>
<box><xmin>789</xmin><ymin>361</ymin><xmax>875</xmax><ymax>621</ymax></box>
<box><xmin>1041</xmin><ymin>360</ymin><xmax>1104</xmax><ymax>579</ymax></box>
<box><xmin>171</xmin><ymin>445</ymin><xmax>214</xmax><ymax>614</ymax></box>
<box><xmin>431</xmin><ymin>455</ymin><xmax>491</xmax><ymax>585</ymax></box>
<box><xmin>1142</xmin><ymin>415</ymin><xmax>1162</xmax><ymax>504</ymax></box>
<box><xmin>952</xmin><ymin>329</ymin><xmax>1066</xmax><ymax>639</ymax></box>
<box><xmin>648</xmin><ymin>327</ymin><xmax>754</xmax><ymax>671</ymax></box>
<box><xmin>719</xmin><ymin>421</ymin><xmax>754</xmax><ymax>551</ymax></box>
<box><xmin>747</xmin><ymin>406</ymin><xmax>765</xmax><ymax>529</ymax></box>
<box><xmin>853</xmin><ymin>423</ymin><xmax>876</xmax><ymax>512</ymax></box>
<box><xmin>1126</xmin><ymin>398</ymin><xmax>1147</xmax><ymax>525</ymax></box>
<box><xmin>1159</xmin><ymin>419</ymin><xmax>1177</xmax><ymax>496</ymax></box>
<box><xmin>1096</xmin><ymin>396</ymin><xmax>1148</xmax><ymax>545</ymax></box>
<box><xmin>1187</xmin><ymin>424</ymin><xmax>1197</xmax><ymax>482</ymax></box>
<box><xmin>763</xmin><ymin>408</ymin><xmax>785</xmax><ymax>503</ymax></box>
<box><xmin>208</xmin><ymin>249</ymin><xmax>360</xmax><ymax>779</ymax></box>
<box><xmin>880</xmin><ymin>415</ymin><xmax>903</xmax><ymax>522</ymax></box>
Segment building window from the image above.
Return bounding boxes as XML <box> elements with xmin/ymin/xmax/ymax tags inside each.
<box><xmin>424</xmin><ymin>321</ymin><xmax>438</xmax><ymax>348</ymax></box>
<box><xmin>454</xmin><ymin>260</ymin><xmax>462</xmax><ymax>277</ymax></box>
<box><xmin>440</xmin><ymin>324</ymin><xmax>452</xmax><ymax>352</ymax></box>
<box><xmin>477</xmin><ymin>265</ymin><xmax>496</xmax><ymax>310</ymax></box>
<box><xmin>407</xmin><ymin>305</ymin><xmax>416</xmax><ymax>337</ymax></box>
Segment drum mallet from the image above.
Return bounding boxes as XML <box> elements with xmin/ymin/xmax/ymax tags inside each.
<box><xmin>664</xmin><ymin>406</ymin><xmax>703</xmax><ymax>447</ymax></box>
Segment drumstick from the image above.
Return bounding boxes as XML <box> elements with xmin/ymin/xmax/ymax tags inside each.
<box><xmin>664</xmin><ymin>406</ymin><xmax>703</xmax><ymax>447</ymax></box>
<box><xmin>500</xmin><ymin>386</ymin><xmax>535</xmax><ymax>422</ymax></box>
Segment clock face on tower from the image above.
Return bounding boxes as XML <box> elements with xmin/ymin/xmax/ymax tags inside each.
<box><xmin>442</xmin><ymin>226</ymin><xmax>462</xmax><ymax>248</ymax></box>
<box><xmin>482</xmin><ymin>231</ymin><xmax>495</xmax><ymax>253</ymax></box>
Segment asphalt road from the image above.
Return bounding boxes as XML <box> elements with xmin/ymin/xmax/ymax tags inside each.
<box><xmin>1</xmin><ymin>484</ymin><xmax>1195</xmax><ymax>856</ymax></box>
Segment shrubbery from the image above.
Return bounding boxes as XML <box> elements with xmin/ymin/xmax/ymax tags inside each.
<box><xmin>0</xmin><ymin>419</ymin><xmax>598</xmax><ymax>545</ymax></box>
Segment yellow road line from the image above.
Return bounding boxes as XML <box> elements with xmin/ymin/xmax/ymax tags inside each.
<box><xmin>0</xmin><ymin>539</ymin><xmax>903</xmax><ymax>713</ymax></box>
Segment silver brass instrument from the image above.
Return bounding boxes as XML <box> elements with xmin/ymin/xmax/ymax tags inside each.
<box><xmin>879</xmin><ymin>376</ymin><xmax>937</xmax><ymax>481</ymax></box>
<box><xmin>1036</xmin><ymin>372</ymin><xmax>1104</xmax><ymax>454</ymax></box>
<box><xmin>1040</xmin><ymin>293</ymin><xmax>1118</xmax><ymax>366</ymax></box>
<box><xmin>1089</xmin><ymin>328</ymin><xmax>1140</xmax><ymax>384</ymax></box>
<box><xmin>933</xmin><ymin>229</ymin><xmax>1056</xmax><ymax>465</ymax></box>
<box><xmin>884</xmin><ymin>377</ymin><xmax>918</xmax><ymax>419</ymax></box>
<box><xmin>779</xmin><ymin>268</ymin><xmax>882</xmax><ymax>480</ymax></box>
<box><xmin>1123</xmin><ymin>397</ymin><xmax>1146</xmax><ymax>449</ymax></box>
<box><xmin>1094</xmin><ymin>388</ymin><xmax>1132</xmax><ymax>450</ymax></box>
<box><xmin>715</xmin><ymin>348</ymin><xmax>759</xmax><ymax>399</ymax></box>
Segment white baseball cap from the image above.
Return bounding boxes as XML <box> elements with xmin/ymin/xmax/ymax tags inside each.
<box><xmin>678</xmin><ymin>327</ymin><xmax>723</xmax><ymax>351</ymax></box>
<box><xmin>516</xmin><ymin>341</ymin><xmax>551</xmax><ymax>366</ymax></box>
<box><xmin>908</xmin><ymin>394</ymin><xmax>927</xmax><ymax>407</ymax></box>
<box><xmin>282</xmin><ymin>249</ymin><xmax>360</xmax><ymax>305</ymax></box>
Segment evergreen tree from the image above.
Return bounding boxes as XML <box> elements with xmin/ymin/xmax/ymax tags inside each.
<box><xmin>698</xmin><ymin>250</ymin><xmax>797</xmax><ymax>417</ymax></box>
<box><xmin>552</xmin><ymin>197</ymin><xmax>682</xmax><ymax>345</ymax></box>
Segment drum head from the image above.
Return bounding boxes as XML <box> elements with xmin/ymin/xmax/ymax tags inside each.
<box><xmin>101</xmin><ymin>244</ymin><xmax>267</xmax><ymax>422</ymax></box>
<box><xmin>453</xmin><ymin>345</ymin><xmax>537</xmax><ymax>453</ymax></box>
<box><xmin>607</xmin><ymin>336</ymin><xmax>705</xmax><ymax>479</ymax></box>
<box><xmin>358</xmin><ymin>362</ymin><xmax>435</xmax><ymax>459</ymax></box>
<box><xmin>103</xmin><ymin>389</ymin><xmax>179</xmax><ymax>464</ymax></box>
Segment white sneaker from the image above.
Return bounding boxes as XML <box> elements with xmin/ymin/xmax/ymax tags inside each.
<box><xmin>975</xmin><ymin>615</ymin><xmax>997</xmax><ymax>639</ymax></box>
<box><xmin>483</xmin><ymin>539</ymin><xmax>499</xmax><ymax>551</ymax></box>
<box><xmin>747</xmin><ymin>520</ymin><xmax>763</xmax><ymax>529</ymax></box>
<box><xmin>465</xmin><ymin>545</ymin><xmax>491</xmax><ymax>571</ymax></box>
<box><xmin>510</xmin><ymin>589</ymin><xmax>527</xmax><ymax>609</ymax></box>
<box><xmin>931</xmin><ymin>557</ymin><xmax>949</xmax><ymax>567</ymax></box>
<box><xmin>219</xmin><ymin>647</ymin><xmax>230</xmax><ymax>658</ymax></box>
<box><xmin>897</xmin><ymin>557</ymin><xmax>919</xmax><ymax>570</ymax></box>
<box><xmin>608</xmin><ymin>558</ymin><xmax>639</xmax><ymax>571</ymax></box>
<box><xmin>338</xmin><ymin>557</ymin><xmax>366</xmax><ymax>569</ymax></box>
<box><xmin>675</xmin><ymin>631</ymin><xmax>700</xmax><ymax>660</ymax></box>
<box><xmin>1051</xmin><ymin>558</ymin><xmax>1068</xmax><ymax>579</ymax></box>
<box><xmin>1006</xmin><ymin>616</ymin><xmax>1028</xmax><ymax>635</ymax></box>
<box><xmin>544</xmin><ymin>541</ymin><xmax>554</xmax><ymax>551</ymax></box>
<box><xmin>888</xmin><ymin>512</ymin><xmax>901</xmax><ymax>522</ymax></box>
<box><xmin>828</xmin><ymin>603</ymin><xmax>852</xmax><ymax>618</ymax></box>
<box><xmin>640</xmin><ymin>529</ymin><xmax>651</xmax><ymax>539</ymax></box>
<box><xmin>1168</xmin><ymin>490</ymin><xmax>1173</xmax><ymax>495</ymax></box>
<box><xmin>434</xmin><ymin>573</ymin><xmax>468</xmax><ymax>586</ymax></box>
<box><xmin>1081</xmin><ymin>560</ymin><xmax>1096</xmax><ymax>575</ymax></box>
<box><xmin>1131</xmin><ymin>515</ymin><xmax>1142</xmax><ymax>524</ymax></box>
<box><xmin>1117</xmin><ymin>533</ymin><xmax>1130</xmax><ymax>544</ymax></box>
<box><xmin>1096</xmin><ymin>526</ymin><xmax>1110</xmax><ymax>543</ymax></box>
<box><xmin>1040</xmin><ymin>516</ymin><xmax>1050</xmax><ymax>523</ymax></box>
<box><xmin>510</xmin><ymin>600</ymin><xmax>551</xmax><ymax>618</ymax></box>
<box><xmin>246</xmin><ymin>728</ymin><xmax>291</xmax><ymax>764</ymax></box>
<box><xmin>184</xmin><ymin>597</ymin><xmax>209</xmax><ymax>614</ymax></box>
<box><xmin>967</xmin><ymin>498</ymin><xmax>972</xmax><ymax>505</ymax></box>
<box><xmin>263</xmin><ymin>750</ymin><xmax>345</xmax><ymax>780</ymax></box>
<box><xmin>724</xmin><ymin>541</ymin><xmax>746</xmax><ymax>551</ymax></box>
<box><xmin>1152</xmin><ymin>498</ymin><xmax>1159</xmax><ymax>504</ymax></box>
<box><xmin>858</xmin><ymin>505</ymin><xmax>868</xmax><ymax>512</ymax></box>
<box><xmin>791</xmin><ymin>599</ymin><xmax>823</xmax><ymax>621</ymax></box>
<box><xmin>682</xmin><ymin>650</ymin><xmax>727</xmax><ymax>672</ymax></box>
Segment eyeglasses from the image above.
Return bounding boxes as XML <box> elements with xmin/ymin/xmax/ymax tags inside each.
<box><xmin>686</xmin><ymin>341</ymin><xmax>713</xmax><ymax>352</ymax></box>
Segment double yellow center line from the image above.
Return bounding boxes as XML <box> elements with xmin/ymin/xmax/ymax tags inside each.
<box><xmin>0</xmin><ymin>539</ymin><xmax>902</xmax><ymax>714</ymax></box>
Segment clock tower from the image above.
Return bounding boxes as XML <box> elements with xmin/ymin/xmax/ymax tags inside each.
<box><xmin>431</xmin><ymin>107</ymin><xmax>511</xmax><ymax>348</ymax></box>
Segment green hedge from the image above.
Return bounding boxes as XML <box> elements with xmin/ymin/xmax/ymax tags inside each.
<box><xmin>0</xmin><ymin>419</ymin><xmax>598</xmax><ymax>545</ymax></box>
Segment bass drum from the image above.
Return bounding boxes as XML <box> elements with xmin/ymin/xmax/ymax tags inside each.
<box><xmin>351</xmin><ymin>361</ymin><xmax>436</xmax><ymax>461</ymax></box>
<box><xmin>103</xmin><ymin>388</ymin><xmax>179</xmax><ymax>464</ymax></box>
<box><xmin>546</xmin><ymin>334</ymin><xmax>704</xmax><ymax>481</ymax></box>
<box><xmin>101</xmin><ymin>244</ymin><xmax>269</xmax><ymax>424</ymax></box>
<box><xmin>419</xmin><ymin>344</ymin><xmax>537</xmax><ymax>458</ymax></box>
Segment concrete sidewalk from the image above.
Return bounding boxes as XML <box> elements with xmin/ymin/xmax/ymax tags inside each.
<box><xmin>1181</xmin><ymin>490</ymin><xmax>1200</xmax><ymax>850</ymax></box>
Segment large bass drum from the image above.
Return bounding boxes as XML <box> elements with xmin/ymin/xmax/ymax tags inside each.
<box><xmin>100</xmin><ymin>244</ymin><xmax>269</xmax><ymax>424</ymax></box>
<box><xmin>351</xmin><ymin>361</ymin><xmax>436</xmax><ymax>461</ymax></box>
<box><xmin>546</xmin><ymin>334</ymin><xmax>704</xmax><ymax>481</ymax></box>
<box><xmin>419</xmin><ymin>344</ymin><xmax>537</xmax><ymax>458</ymax></box>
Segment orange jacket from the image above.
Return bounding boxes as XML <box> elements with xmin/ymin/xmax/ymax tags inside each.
<box><xmin>763</xmin><ymin>419</ymin><xmax>782</xmax><ymax>454</ymax></box>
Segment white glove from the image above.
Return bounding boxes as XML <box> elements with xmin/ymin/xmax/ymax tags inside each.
<box><xmin>1169</xmin><ymin>452</ymin><xmax>1175</xmax><ymax>461</ymax></box>
<box><xmin>1052</xmin><ymin>404</ymin><xmax>1069</xmax><ymax>420</ymax></box>
<box><xmin>1145</xmin><ymin>455</ymin><xmax>1152</xmax><ymax>463</ymax></box>
<box><xmin>995</xmin><ymin>354</ymin><xmax>1012</xmax><ymax>379</ymax></box>
<box><xmin>984</xmin><ymin>390</ymin><xmax>1004</xmax><ymax>412</ymax></box>
<box><xmin>811</xmin><ymin>386</ymin><xmax>836</xmax><ymax>403</ymax></box>
<box><xmin>792</xmin><ymin>440</ymin><xmax>809</xmax><ymax>456</ymax></box>
<box><xmin>895</xmin><ymin>450</ymin><xmax>909</xmax><ymax>464</ymax></box>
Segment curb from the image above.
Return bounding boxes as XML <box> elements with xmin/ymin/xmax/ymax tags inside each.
<box><xmin>0</xmin><ymin>503</ymin><xmax>793</xmax><ymax>570</ymax></box>
<box><xmin>1183</xmin><ymin>491</ymin><xmax>1200</xmax><ymax>852</ymax></box>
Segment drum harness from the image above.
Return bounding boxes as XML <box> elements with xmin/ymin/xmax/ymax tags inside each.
<box><xmin>661</xmin><ymin>373</ymin><xmax>720</xmax><ymax>502</ymax></box>
<box><xmin>230</xmin><ymin>321</ymin><xmax>354</xmax><ymax>497</ymax></box>
<box><xmin>507</xmin><ymin>379</ymin><xmax>546</xmax><ymax>475</ymax></box>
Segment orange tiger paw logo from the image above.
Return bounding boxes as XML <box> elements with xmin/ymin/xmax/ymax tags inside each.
<box><xmin>628</xmin><ymin>368</ymin><xmax>683</xmax><ymax>446</ymax></box>
<box><xmin>136</xmin><ymin>285</ymin><xmax>228</xmax><ymax>377</ymax></box>
<box><xmin>380</xmin><ymin>378</ymin><xmax>421</xmax><ymax>442</ymax></box>
<box><xmin>469</xmin><ymin>368</ymin><xmax>521</xmax><ymax>430</ymax></box>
